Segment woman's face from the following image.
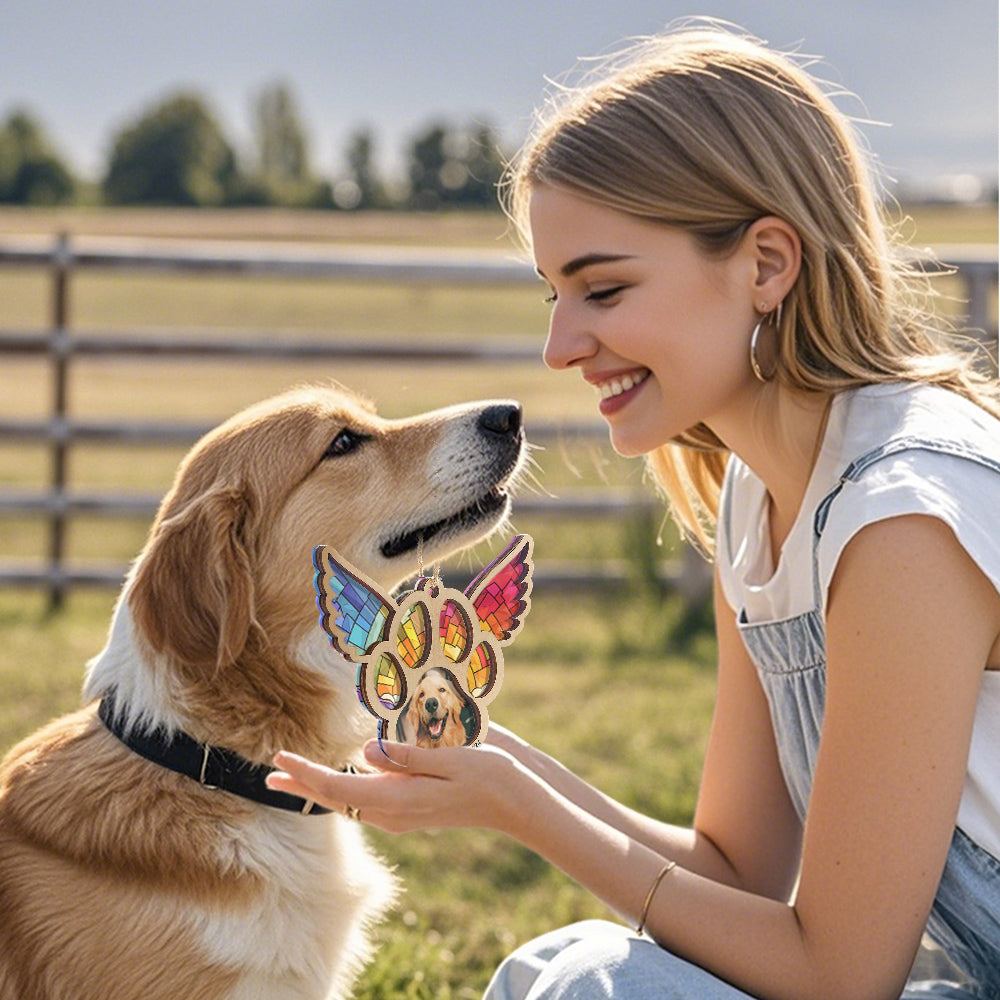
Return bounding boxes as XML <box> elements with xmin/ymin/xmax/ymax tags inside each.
<box><xmin>529</xmin><ymin>184</ymin><xmax>761</xmax><ymax>457</ymax></box>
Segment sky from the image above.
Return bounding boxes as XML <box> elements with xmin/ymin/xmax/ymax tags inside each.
<box><xmin>2</xmin><ymin>0</ymin><xmax>997</xmax><ymax>197</ymax></box>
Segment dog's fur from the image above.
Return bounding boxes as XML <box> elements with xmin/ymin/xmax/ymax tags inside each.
<box><xmin>402</xmin><ymin>668</ymin><xmax>469</xmax><ymax>749</ymax></box>
<box><xmin>0</xmin><ymin>384</ymin><xmax>525</xmax><ymax>1000</ymax></box>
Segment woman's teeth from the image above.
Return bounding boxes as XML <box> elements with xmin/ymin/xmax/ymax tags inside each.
<box><xmin>599</xmin><ymin>370</ymin><xmax>650</xmax><ymax>400</ymax></box>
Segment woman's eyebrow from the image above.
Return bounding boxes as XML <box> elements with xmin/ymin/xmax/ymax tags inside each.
<box><xmin>536</xmin><ymin>252</ymin><xmax>637</xmax><ymax>281</ymax></box>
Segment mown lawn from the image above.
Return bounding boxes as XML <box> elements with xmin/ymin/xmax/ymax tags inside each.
<box><xmin>0</xmin><ymin>581</ymin><xmax>718</xmax><ymax>999</ymax></box>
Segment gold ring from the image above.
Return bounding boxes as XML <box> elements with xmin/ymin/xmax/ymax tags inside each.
<box><xmin>344</xmin><ymin>804</ymin><xmax>361</xmax><ymax>821</ymax></box>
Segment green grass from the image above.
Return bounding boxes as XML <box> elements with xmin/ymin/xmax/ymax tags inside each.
<box><xmin>0</xmin><ymin>583</ymin><xmax>717</xmax><ymax>999</ymax></box>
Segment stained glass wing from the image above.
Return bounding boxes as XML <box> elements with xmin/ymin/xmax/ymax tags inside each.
<box><xmin>465</xmin><ymin>534</ymin><xmax>534</xmax><ymax>643</ymax></box>
<box><xmin>313</xmin><ymin>545</ymin><xmax>394</xmax><ymax>660</ymax></box>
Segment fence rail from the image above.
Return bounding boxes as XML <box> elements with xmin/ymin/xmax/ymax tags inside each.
<box><xmin>1</xmin><ymin>233</ymin><xmax>996</xmax><ymax>607</ymax></box>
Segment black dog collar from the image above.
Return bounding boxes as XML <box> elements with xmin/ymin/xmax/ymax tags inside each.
<box><xmin>98</xmin><ymin>691</ymin><xmax>331</xmax><ymax>816</ymax></box>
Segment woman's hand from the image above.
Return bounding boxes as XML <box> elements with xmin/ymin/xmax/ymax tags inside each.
<box><xmin>267</xmin><ymin>739</ymin><xmax>519</xmax><ymax>834</ymax></box>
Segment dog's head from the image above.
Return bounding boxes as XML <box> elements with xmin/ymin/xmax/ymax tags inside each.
<box><xmin>128</xmin><ymin>383</ymin><xmax>526</xmax><ymax>681</ymax></box>
<box><xmin>403</xmin><ymin>668</ymin><xmax>468</xmax><ymax>747</ymax></box>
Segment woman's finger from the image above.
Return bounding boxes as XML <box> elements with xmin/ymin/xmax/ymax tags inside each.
<box><xmin>363</xmin><ymin>739</ymin><xmax>424</xmax><ymax>772</ymax></box>
<box><xmin>363</xmin><ymin>739</ymin><xmax>492</xmax><ymax>778</ymax></box>
<box><xmin>362</xmin><ymin>739</ymin><xmax>412</xmax><ymax>771</ymax></box>
<box><xmin>267</xmin><ymin>751</ymin><xmax>354</xmax><ymax>808</ymax></box>
<box><xmin>266</xmin><ymin>770</ymin><xmax>324</xmax><ymax>803</ymax></box>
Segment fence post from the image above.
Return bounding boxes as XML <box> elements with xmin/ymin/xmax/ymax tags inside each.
<box><xmin>47</xmin><ymin>232</ymin><xmax>72</xmax><ymax>612</ymax></box>
<box><xmin>966</xmin><ymin>263</ymin><xmax>998</xmax><ymax>368</ymax></box>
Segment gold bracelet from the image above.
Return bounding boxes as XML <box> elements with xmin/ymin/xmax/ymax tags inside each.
<box><xmin>636</xmin><ymin>860</ymin><xmax>676</xmax><ymax>935</ymax></box>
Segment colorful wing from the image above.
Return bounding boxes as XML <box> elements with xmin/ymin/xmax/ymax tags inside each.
<box><xmin>464</xmin><ymin>534</ymin><xmax>534</xmax><ymax>644</ymax></box>
<box><xmin>313</xmin><ymin>545</ymin><xmax>395</xmax><ymax>660</ymax></box>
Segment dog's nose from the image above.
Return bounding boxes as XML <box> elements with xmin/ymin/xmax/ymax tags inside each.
<box><xmin>477</xmin><ymin>403</ymin><xmax>522</xmax><ymax>440</ymax></box>
<box><xmin>425</xmin><ymin>698</ymin><xmax>439</xmax><ymax>714</ymax></box>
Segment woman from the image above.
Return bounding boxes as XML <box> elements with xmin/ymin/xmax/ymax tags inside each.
<box><xmin>269</xmin><ymin>24</ymin><xmax>1000</xmax><ymax>999</ymax></box>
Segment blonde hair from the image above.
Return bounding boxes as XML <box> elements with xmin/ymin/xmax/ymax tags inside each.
<box><xmin>504</xmin><ymin>22</ymin><xmax>999</xmax><ymax>553</ymax></box>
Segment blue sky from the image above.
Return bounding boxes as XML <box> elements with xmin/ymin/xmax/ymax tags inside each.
<box><xmin>2</xmin><ymin>0</ymin><xmax>996</xmax><ymax>192</ymax></box>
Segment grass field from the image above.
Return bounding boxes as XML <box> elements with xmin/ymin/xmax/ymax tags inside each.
<box><xmin>0</xmin><ymin>583</ymin><xmax>717</xmax><ymax>998</ymax></box>
<box><xmin>0</xmin><ymin>203</ymin><xmax>995</xmax><ymax>996</ymax></box>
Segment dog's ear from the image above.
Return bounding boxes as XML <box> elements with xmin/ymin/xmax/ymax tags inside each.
<box><xmin>447</xmin><ymin>680</ymin><xmax>471</xmax><ymax>741</ymax></box>
<box><xmin>404</xmin><ymin>695</ymin><xmax>423</xmax><ymax>745</ymax></box>
<box><xmin>459</xmin><ymin>695</ymin><xmax>479</xmax><ymax>745</ymax></box>
<box><xmin>396</xmin><ymin>699</ymin><xmax>413</xmax><ymax>743</ymax></box>
<box><xmin>130</xmin><ymin>484</ymin><xmax>258</xmax><ymax>671</ymax></box>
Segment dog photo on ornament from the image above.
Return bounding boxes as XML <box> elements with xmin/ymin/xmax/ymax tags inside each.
<box><xmin>401</xmin><ymin>666</ymin><xmax>472</xmax><ymax>748</ymax></box>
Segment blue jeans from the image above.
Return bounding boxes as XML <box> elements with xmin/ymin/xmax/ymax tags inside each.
<box><xmin>483</xmin><ymin>920</ymin><xmax>983</xmax><ymax>999</ymax></box>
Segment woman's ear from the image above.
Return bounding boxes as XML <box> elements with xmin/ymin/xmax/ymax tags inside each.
<box><xmin>396</xmin><ymin>704</ymin><xmax>412</xmax><ymax>743</ymax></box>
<box><xmin>450</xmin><ymin>692</ymin><xmax>464</xmax><ymax>729</ymax></box>
<box><xmin>747</xmin><ymin>216</ymin><xmax>801</xmax><ymax>309</ymax></box>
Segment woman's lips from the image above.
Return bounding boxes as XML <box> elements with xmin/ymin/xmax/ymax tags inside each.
<box><xmin>590</xmin><ymin>368</ymin><xmax>651</xmax><ymax>416</ymax></box>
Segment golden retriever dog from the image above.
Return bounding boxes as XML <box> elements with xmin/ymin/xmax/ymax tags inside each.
<box><xmin>400</xmin><ymin>667</ymin><xmax>470</xmax><ymax>748</ymax></box>
<box><xmin>0</xmin><ymin>383</ymin><xmax>525</xmax><ymax>1000</ymax></box>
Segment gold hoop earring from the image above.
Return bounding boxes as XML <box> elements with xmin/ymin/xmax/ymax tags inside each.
<box><xmin>749</xmin><ymin>306</ymin><xmax>780</xmax><ymax>383</ymax></box>
<box><xmin>749</xmin><ymin>320</ymin><xmax>768</xmax><ymax>382</ymax></box>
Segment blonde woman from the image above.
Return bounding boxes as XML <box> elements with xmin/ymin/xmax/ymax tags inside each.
<box><xmin>269</xmin><ymin>24</ymin><xmax>1000</xmax><ymax>999</ymax></box>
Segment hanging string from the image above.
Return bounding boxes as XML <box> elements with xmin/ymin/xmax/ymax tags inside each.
<box><xmin>416</xmin><ymin>535</ymin><xmax>443</xmax><ymax>590</ymax></box>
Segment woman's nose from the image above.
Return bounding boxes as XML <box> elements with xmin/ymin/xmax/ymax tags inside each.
<box><xmin>542</xmin><ymin>304</ymin><xmax>597</xmax><ymax>371</ymax></box>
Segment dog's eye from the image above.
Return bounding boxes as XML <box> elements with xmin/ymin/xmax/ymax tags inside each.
<box><xmin>324</xmin><ymin>429</ymin><xmax>368</xmax><ymax>459</ymax></box>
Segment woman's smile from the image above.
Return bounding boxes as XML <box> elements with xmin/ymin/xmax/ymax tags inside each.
<box><xmin>586</xmin><ymin>367</ymin><xmax>652</xmax><ymax>415</ymax></box>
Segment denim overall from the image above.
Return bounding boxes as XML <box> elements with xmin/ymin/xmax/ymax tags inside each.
<box><xmin>485</xmin><ymin>411</ymin><xmax>1000</xmax><ymax>1000</ymax></box>
<box><xmin>737</xmin><ymin>428</ymin><xmax>1000</xmax><ymax>998</ymax></box>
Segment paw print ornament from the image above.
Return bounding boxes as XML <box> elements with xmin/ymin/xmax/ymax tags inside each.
<box><xmin>313</xmin><ymin>535</ymin><xmax>533</xmax><ymax>749</ymax></box>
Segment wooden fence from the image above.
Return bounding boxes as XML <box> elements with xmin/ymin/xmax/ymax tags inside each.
<box><xmin>0</xmin><ymin>233</ymin><xmax>996</xmax><ymax>608</ymax></box>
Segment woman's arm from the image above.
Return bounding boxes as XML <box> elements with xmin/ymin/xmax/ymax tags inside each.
<box><xmin>630</xmin><ymin>515</ymin><xmax>998</xmax><ymax>999</ymax></box>
<box><xmin>485</xmin><ymin>568</ymin><xmax>803</xmax><ymax>900</ymax></box>
<box><xmin>270</xmin><ymin>515</ymin><xmax>999</xmax><ymax>1000</ymax></box>
<box><xmin>693</xmin><ymin>569</ymin><xmax>803</xmax><ymax>900</ymax></box>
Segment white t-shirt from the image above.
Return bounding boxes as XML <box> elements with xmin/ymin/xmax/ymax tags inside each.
<box><xmin>717</xmin><ymin>382</ymin><xmax>1000</xmax><ymax>861</ymax></box>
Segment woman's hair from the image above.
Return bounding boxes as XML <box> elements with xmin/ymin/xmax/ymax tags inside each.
<box><xmin>503</xmin><ymin>21</ymin><xmax>998</xmax><ymax>553</ymax></box>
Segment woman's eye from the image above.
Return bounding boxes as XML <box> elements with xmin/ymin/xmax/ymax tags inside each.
<box><xmin>586</xmin><ymin>285</ymin><xmax>627</xmax><ymax>303</ymax></box>
<box><xmin>323</xmin><ymin>428</ymin><xmax>368</xmax><ymax>459</ymax></box>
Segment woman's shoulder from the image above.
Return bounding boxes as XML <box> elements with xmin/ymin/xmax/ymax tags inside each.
<box><xmin>818</xmin><ymin>382</ymin><xmax>1000</xmax><ymax>602</ymax></box>
<box><xmin>826</xmin><ymin>381</ymin><xmax>1000</xmax><ymax>542</ymax></box>
<box><xmin>721</xmin><ymin>380</ymin><xmax>999</xmax><ymax>523</ymax></box>
<box><xmin>835</xmin><ymin>381</ymin><xmax>1000</xmax><ymax>459</ymax></box>
<box><xmin>716</xmin><ymin>380</ymin><xmax>1000</xmax><ymax>596</ymax></box>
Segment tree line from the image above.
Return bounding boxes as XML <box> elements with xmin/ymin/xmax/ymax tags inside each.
<box><xmin>0</xmin><ymin>81</ymin><xmax>509</xmax><ymax>211</ymax></box>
